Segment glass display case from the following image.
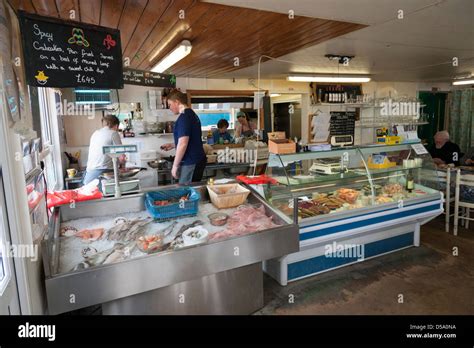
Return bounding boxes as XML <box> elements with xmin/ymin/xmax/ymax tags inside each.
<box><xmin>265</xmin><ymin>143</ymin><xmax>441</xmax><ymax>223</ymax></box>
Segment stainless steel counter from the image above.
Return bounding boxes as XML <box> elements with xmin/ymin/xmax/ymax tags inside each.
<box><xmin>42</xmin><ymin>185</ymin><xmax>299</xmax><ymax>314</ymax></box>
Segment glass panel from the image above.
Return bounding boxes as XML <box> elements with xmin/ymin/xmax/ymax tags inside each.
<box><xmin>266</xmin><ymin>149</ymin><xmax>373</xmax><ymax>222</ymax></box>
<box><xmin>358</xmin><ymin>142</ymin><xmax>440</xmax><ymax>206</ymax></box>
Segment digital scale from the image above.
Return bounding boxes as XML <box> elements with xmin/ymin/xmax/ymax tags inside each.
<box><xmin>101</xmin><ymin>145</ymin><xmax>140</xmax><ymax>198</ymax></box>
<box><xmin>309</xmin><ymin>158</ymin><xmax>348</xmax><ymax>175</ymax></box>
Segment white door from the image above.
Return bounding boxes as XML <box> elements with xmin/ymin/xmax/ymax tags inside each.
<box><xmin>0</xmin><ymin>169</ymin><xmax>20</xmax><ymax>314</ymax></box>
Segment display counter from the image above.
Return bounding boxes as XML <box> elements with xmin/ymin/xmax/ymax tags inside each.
<box><xmin>42</xmin><ymin>185</ymin><xmax>298</xmax><ymax>314</ymax></box>
<box><xmin>262</xmin><ymin>143</ymin><xmax>443</xmax><ymax>285</ymax></box>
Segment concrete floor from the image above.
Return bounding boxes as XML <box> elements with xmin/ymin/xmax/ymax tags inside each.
<box><xmin>257</xmin><ymin>216</ymin><xmax>474</xmax><ymax>315</ymax></box>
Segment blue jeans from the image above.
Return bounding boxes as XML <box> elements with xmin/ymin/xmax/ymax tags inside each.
<box><xmin>178</xmin><ymin>164</ymin><xmax>196</xmax><ymax>185</ymax></box>
<box><xmin>83</xmin><ymin>169</ymin><xmax>108</xmax><ymax>185</ymax></box>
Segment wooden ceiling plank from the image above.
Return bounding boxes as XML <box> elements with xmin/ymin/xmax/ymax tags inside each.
<box><xmin>100</xmin><ymin>0</ymin><xmax>126</xmax><ymax>28</ymax></box>
<box><xmin>188</xmin><ymin>21</ymin><xmax>364</xmax><ymax>77</ymax></box>
<box><xmin>131</xmin><ymin>0</ymin><xmax>196</xmax><ymax>68</ymax></box>
<box><xmin>174</xmin><ymin>11</ymin><xmax>317</xmax><ymax>76</ymax></box>
<box><xmin>33</xmin><ymin>0</ymin><xmax>59</xmax><ymax>17</ymax></box>
<box><xmin>183</xmin><ymin>18</ymin><xmax>361</xmax><ymax>76</ymax></box>
<box><xmin>204</xmin><ymin>23</ymin><xmax>365</xmax><ymax>78</ymax></box>
<box><xmin>163</xmin><ymin>6</ymin><xmax>261</xmax><ymax>74</ymax></box>
<box><xmin>55</xmin><ymin>0</ymin><xmax>80</xmax><ymax>20</ymax></box>
<box><xmin>139</xmin><ymin>2</ymin><xmax>213</xmax><ymax>70</ymax></box>
<box><xmin>122</xmin><ymin>0</ymin><xmax>172</xmax><ymax>61</ymax></box>
<box><xmin>118</xmin><ymin>0</ymin><xmax>154</xmax><ymax>58</ymax></box>
<box><xmin>79</xmin><ymin>0</ymin><xmax>101</xmax><ymax>25</ymax></box>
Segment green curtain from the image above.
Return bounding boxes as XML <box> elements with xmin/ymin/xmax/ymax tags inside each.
<box><xmin>448</xmin><ymin>89</ymin><xmax>474</xmax><ymax>153</ymax></box>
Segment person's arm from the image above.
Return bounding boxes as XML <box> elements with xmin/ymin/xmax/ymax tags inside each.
<box><xmin>172</xmin><ymin>136</ymin><xmax>189</xmax><ymax>179</ymax></box>
<box><xmin>111</xmin><ymin>131</ymin><xmax>126</xmax><ymax>164</ymax></box>
<box><xmin>235</xmin><ymin>124</ymin><xmax>241</xmax><ymax>137</ymax></box>
<box><xmin>160</xmin><ymin>143</ymin><xmax>175</xmax><ymax>151</ymax></box>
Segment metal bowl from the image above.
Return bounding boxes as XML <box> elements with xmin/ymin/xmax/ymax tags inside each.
<box><xmin>148</xmin><ymin>160</ymin><xmax>168</xmax><ymax>170</ymax></box>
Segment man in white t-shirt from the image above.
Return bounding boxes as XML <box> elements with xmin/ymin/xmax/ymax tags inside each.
<box><xmin>83</xmin><ymin>115</ymin><xmax>125</xmax><ymax>185</ymax></box>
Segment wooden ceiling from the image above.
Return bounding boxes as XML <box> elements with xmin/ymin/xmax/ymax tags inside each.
<box><xmin>8</xmin><ymin>0</ymin><xmax>366</xmax><ymax>78</ymax></box>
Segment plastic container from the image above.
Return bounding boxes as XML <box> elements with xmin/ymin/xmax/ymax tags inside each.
<box><xmin>182</xmin><ymin>226</ymin><xmax>209</xmax><ymax>246</ymax></box>
<box><xmin>145</xmin><ymin>187</ymin><xmax>200</xmax><ymax>221</ymax></box>
<box><xmin>207</xmin><ymin>183</ymin><xmax>250</xmax><ymax>209</ymax></box>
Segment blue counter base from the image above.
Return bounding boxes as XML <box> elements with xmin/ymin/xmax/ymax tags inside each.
<box><xmin>288</xmin><ymin>232</ymin><xmax>414</xmax><ymax>281</ymax></box>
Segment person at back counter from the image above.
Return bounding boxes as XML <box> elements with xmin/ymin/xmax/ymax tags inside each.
<box><xmin>234</xmin><ymin>111</ymin><xmax>256</xmax><ymax>138</ymax></box>
<box><xmin>213</xmin><ymin>119</ymin><xmax>233</xmax><ymax>144</ymax></box>
<box><xmin>161</xmin><ymin>90</ymin><xmax>206</xmax><ymax>185</ymax></box>
<box><xmin>429</xmin><ymin>131</ymin><xmax>461</xmax><ymax>166</ymax></box>
<box><xmin>83</xmin><ymin>115</ymin><xmax>125</xmax><ymax>185</ymax></box>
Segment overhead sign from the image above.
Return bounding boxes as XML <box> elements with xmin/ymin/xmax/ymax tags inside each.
<box><xmin>18</xmin><ymin>11</ymin><xmax>123</xmax><ymax>89</ymax></box>
<box><xmin>123</xmin><ymin>68</ymin><xmax>176</xmax><ymax>88</ymax></box>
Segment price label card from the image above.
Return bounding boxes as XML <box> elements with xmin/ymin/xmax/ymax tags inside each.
<box><xmin>411</xmin><ymin>144</ymin><xmax>428</xmax><ymax>155</ymax></box>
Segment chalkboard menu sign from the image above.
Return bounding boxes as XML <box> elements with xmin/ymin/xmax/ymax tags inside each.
<box><xmin>123</xmin><ymin>68</ymin><xmax>176</xmax><ymax>88</ymax></box>
<box><xmin>330</xmin><ymin>111</ymin><xmax>356</xmax><ymax>144</ymax></box>
<box><xmin>18</xmin><ymin>11</ymin><xmax>123</xmax><ymax>89</ymax></box>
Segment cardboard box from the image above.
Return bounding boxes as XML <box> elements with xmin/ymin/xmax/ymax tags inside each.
<box><xmin>268</xmin><ymin>132</ymin><xmax>296</xmax><ymax>154</ymax></box>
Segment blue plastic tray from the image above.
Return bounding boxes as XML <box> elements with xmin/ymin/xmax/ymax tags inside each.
<box><xmin>145</xmin><ymin>187</ymin><xmax>200</xmax><ymax>221</ymax></box>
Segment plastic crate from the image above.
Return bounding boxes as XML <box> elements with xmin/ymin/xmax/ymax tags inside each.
<box><xmin>145</xmin><ymin>187</ymin><xmax>200</xmax><ymax>221</ymax></box>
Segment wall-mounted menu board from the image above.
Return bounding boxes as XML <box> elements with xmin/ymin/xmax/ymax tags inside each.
<box><xmin>330</xmin><ymin>111</ymin><xmax>356</xmax><ymax>144</ymax></box>
<box><xmin>18</xmin><ymin>11</ymin><xmax>123</xmax><ymax>89</ymax></box>
<box><xmin>123</xmin><ymin>68</ymin><xmax>176</xmax><ymax>88</ymax></box>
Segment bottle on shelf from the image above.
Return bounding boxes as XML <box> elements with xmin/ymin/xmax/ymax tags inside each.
<box><xmin>207</xmin><ymin>130</ymin><xmax>214</xmax><ymax>145</ymax></box>
<box><xmin>406</xmin><ymin>170</ymin><xmax>414</xmax><ymax>193</ymax></box>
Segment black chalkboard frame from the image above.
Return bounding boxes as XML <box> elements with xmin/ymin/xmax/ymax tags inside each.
<box><xmin>18</xmin><ymin>10</ymin><xmax>124</xmax><ymax>89</ymax></box>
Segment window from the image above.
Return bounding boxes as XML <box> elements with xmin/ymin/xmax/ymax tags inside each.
<box><xmin>74</xmin><ymin>89</ymin><xmax>111</xmax><ymax>105</ymax></box>
<box><xmin>195</xmin><ymin>110</ymin><xmax>234</xmax><ymax>130</ymax></box>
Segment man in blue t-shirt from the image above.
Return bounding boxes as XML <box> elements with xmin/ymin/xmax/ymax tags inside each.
<box><xmin>161</xmin><ymin>90</ymin><xmax>206</xmax><ymax>185</ymax></box>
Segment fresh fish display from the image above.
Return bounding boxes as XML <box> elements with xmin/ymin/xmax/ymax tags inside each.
<box><xmin>81</xmin><ymin>246</ymin><xmax>97</xmax><ymax>258</ymax></box>
<box><xmin>74</xmin><ymin>228</ymin><xmax>104</xmax><ymax>242</ymax></box>
<box><xmin>209</xmin><ymin>205</ymin><xmax>280</xmax><ymax>241</ymax></box>
<box><xmin>60</xmin><ymin>226</ymin><xmax>78</xmax><ymax>237</ymax></box>
<box><xmin>106</xmin><ymin>217</ymin><xmax>152</xmax><ymax>242</ymax></box>
<box><xmin>103</xmin><ymin>242</ymin><xmax>136</xmax><ymax>264</ymax></box>
<box><xmin>71</xmin><ymin>242</ymin><xmax>134</xmax><ymax>271</ymax></box>
<box><xmin>169</xmin><ymin>220</ymin><xmax>204</xmax><ymax>249</ymax></box>
<box><xmin>161</xmin><ymin>221</ymin><xmax>178</xmax><ymax>238</ymax></box>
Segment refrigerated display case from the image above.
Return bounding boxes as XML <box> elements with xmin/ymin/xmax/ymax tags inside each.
<box><xmin>263</xmin><ymin>142</ymin><xmax>443</xmax><ymax>285</ymax></box>
<box><xmin>42</xmin><ymin>185</ymin><xmax>299</xmax><ymax>314</ymax></box>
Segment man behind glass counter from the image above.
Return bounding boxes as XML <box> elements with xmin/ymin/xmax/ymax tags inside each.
<box><xmin>429</xmin><ymin>131</ymin><xmax>461</xmax><ymax>166</ymax></box>
<box><xmin>161</xmin><ymin>90</ymin><xmax>206</xmax><ymax>185</ymax></box>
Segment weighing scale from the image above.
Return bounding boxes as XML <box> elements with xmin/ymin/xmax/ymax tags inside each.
<box><xmin>330</xmin><ymin>135</ymin><xmax>353</xmax><ymax>147</ymax></box>
<box><xmin>309</xmin><ymin>158</ymin><xmax>348</xmax><ymax>175</ymax></box>
<box><xmin>102</xmin><ymin>145</ymin><xmax>139</xmax><ymax>198</ymax></box>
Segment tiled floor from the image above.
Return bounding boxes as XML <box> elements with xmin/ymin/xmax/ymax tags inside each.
<box><xmin>257</xmin><ymin>217</ymin><xmax>474</xmax><ymax>315</ymax></box>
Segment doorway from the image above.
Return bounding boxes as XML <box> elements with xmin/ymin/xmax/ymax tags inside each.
<box><xmin>418</xmin><ymin>91</ymin><xmax>448</xmax><ymax>147</ymax></box>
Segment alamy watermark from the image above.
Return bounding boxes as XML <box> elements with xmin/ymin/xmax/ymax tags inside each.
<box><xmin>2</xmin><ymin>242</ymin><xmax>38</xmax><ymax>262</ymax></box>
<box><xmin>380</xmin><ymin>99</ymin><xmax>421</xmax><ymax>117</ymax></box>
<box><xmin>216</xmin><ymin>148</ymin><xmax>258</xmax><ymax>164</ymax></box>
<box><xmin>56</xmin><ymin>99</ymin><xmax>96</xmax><ymax>119</ymax></box>
<box><xmin>324</xmin><ymin>241</ymin><xmax>365</xmax><ymax>261</ymax></box>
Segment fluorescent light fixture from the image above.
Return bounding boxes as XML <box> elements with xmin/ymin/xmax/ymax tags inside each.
<box><xmin>270</xmin><ymin>93</ymin><xmax>281</xmax><ymax>97</ymax></box>
<box><xmin>151</xmin><ymin>40</ymin><xmax>192</xmax><ymax>73</ymax></box>
<box><xmin>452</xmin><ymin>79</ymin><xmax>474</xmax><ymax>86</ymax></box>
<box><xmin>287</xmin><ymin>75</ymin><xmax>371</xmax><ymax>83</ymax></box>
<box><xmin>75</xmin><ymin>90</ymin><xmax>111</xmax><ymax>94</ymax></box>
<box><xmin>75</xmin><ymin>101</ymin><xmax>111</xmax><ymax>105</ymax></box>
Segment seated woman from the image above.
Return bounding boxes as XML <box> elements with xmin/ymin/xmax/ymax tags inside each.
<box><xmin>234</xmin><ymin>111</ymin><xmax>256</xmax><ymax>138</ymax></box>
<box><xmin>212</xmin><ymin>119</ymin><xmax>233</xmax><ymax>144</ymax></box>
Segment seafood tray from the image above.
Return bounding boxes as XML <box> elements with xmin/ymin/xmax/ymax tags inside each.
<box><xmin>146</xmin><ymin>187</ymin><xmax>200</xmax><ymax>221</ymax></box>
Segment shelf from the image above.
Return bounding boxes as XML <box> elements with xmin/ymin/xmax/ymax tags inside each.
<box><xmin>275</xmin><ymin>171</ymin><xmax>370</xmax><ymax>187</ymax></box>
<box><xmin>358</xmin><ymin>121</ymin><xmax>429</xmax><ymax>128</ymax></box>
<box><xmin>368</xmin><ymin>165</ymin><xmax>422</xmax><ymax>176</ymax></box>
<box><xmin>311</xmin><ymin>103</ymin><xmax>379</xmax><ymax>108</ymax></box>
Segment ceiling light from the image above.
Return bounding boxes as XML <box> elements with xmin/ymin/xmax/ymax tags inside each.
<box><xmin>270</xmin><ymin>93</ymin><xmax>281</xmax><ymax>97</ymax></box>
<box><xmin>151</xmin><ymin>40</ymin><xmax>192</xmax><ymax>73</ymax></box>
<box><xmin>452</xmin><ymin>79</ymin><xmax>474</xmax><ymax>86</ymax></box>
<box><xmin>288</xmin><ymin>75</ymin><xmax>371</xmax><ymax>83</ymax></box>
